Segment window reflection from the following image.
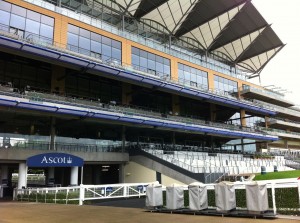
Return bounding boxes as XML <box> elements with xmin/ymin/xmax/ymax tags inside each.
<box><xmin>131</xmin><ymin>47</ymin><xmax>170</xmax><ymax>78</ymax></box>
<box><xmin>178</xmin><ymin>63</ymin><xmax>208</xmax><ymax>89</ymax></box>
<box><xmin>0</xmin><ymin>2</ymin><xmax>54</xmax><ymax>41</ymax></box>
<box><xmin>67</xmin><ymin>24</ymin><xmax>122</xmax><ymax>62</ymax></box>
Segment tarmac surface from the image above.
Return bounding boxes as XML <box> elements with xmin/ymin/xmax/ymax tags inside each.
<box><xmin>1</xmin><ymin>200</ymin><xmax>300</xmax><ymax>223</ymax></box>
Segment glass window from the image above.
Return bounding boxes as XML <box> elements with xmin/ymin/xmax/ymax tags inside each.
<box><xmin>102</xmin><ymin>44</ymin><xmax>111</xmax><ymax>57</ymax></box>
<box><xmin>132</xmin><ymin>54</ymin><xmax>139</xmax><ymax>66</ymax></box>
<box><xmin>0</xmin><ymin>10</ymin><xmax>10</xmax><ymax>26</ymax></box>
<box><xmin>140</xmin><ymin>50</ymin><xmax>147</xmax><ymax>58</ymax></box>
<box><xmin>102</xmin><ymin>36</ymin><xmax>111</xmax><ymax>46</ymax></box>
<box><xmin>68</xmin><ymin>24</ymin><xmax>79</xmax><ymax>34</ymax></box>
<box><xmin>91</xmin><ymin>40</ymin><xmax>102</xmax><ymax>54</ymax></box>
<box><xmin>10</xmin><ymin>14</ymin><xmax>26</xmax><ymax>30</ymax></box>
<box><xmin>91</xmin><ymin>32</ymin><xmax>101</xmax><ymax>42</ymax></box>
<box><xmin>68</xmin><ymin>32</ymin><xmax>79</xmax><ymax>47</ymax></box>
<box><xmin>40</xmin><ymin>24</ymin><xmax>53</xmax><ymax>39</ymax></box>
<box><xmin>132</xmin><ymin>47</ymin><xmax>139</xmax><ymax>55</ymax></box>
<box><xmin>0</xmin><ymin>1</ymin><xmax>11</xmax><ymax>12</ymax></box>
<box><xmin>27</xmin><ymin>10</ymin><xmax>40</xmax><ymax>22</ymax></box>
<box><xmin>112</xmin><ymin>48</ymin><xmax>121</xmax><ymax>61</ymax></box>
<box><xmin>148</xmin><ymin>53</ymin><xmax>155</xmax><ymax>61</ymax></box>
<box><xmin>79</xmin><ymin>36</ymin><xmax>90</xmax><ymax>50</ymax></box>
<box><xmin>11</xmin><ymin>5</ymin><xmax>26</xmax><ymax>17</ymax></box>
<box><xmin>140</xmin><ymin>57</ymin><xmax>147</xmax><ymax>68</ymax></box>
<box><xmin>131</xmin><ymin>47</ymin><xmax>170</xmax><ymax>77</ymax></box>
<box><xmin>26</xmin><ymin>19</ymin><xmax>40</xmax><ymax>34</ymax></box>
<box><xmin>178</xmin><ymin>63</ymin><xmax>208</xmax><ymax>89</ymax></box>
<box><xmin>112</xmin><ymin>40</ymin><xmax>121</xmax><ymax>49</ymax></box>
<box><xmin>41</xmin><ymin>15</ymin><xmax>54</xmax><ymax>26</ymax></box>
<box><xmin>79</xmin><ymin>28</ymin><xmax>90</xmax><ymax>38</ymax></box>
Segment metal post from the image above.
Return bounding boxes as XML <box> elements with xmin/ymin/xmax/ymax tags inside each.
<box><xmin>271</xmin><ymin>182</ymin><xmax>276</xmax><ymax>215</ymax></box>
<box><xmin>80</xmin><ymin>166</ymin><xmax>84</xmax><ymax>185</ymax></box>
<box><xmin>79</xmin><ymin>184</ymin><xmax>84</xmax><ymax>206</ymax></box>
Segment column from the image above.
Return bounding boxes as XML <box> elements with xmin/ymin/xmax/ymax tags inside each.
<box><xmin>210</xmin><ymin>104</ymin><xmax>216</xmax><ymax>122</ymax></box>
<box><xmin>0</xmin><ymin>165</ymin><xmax>8</xmax><ymax>198</ymax></box>
<box><xmin>18</xmin><ymin>163</ymin><xmax>27</xmax><ymax>189</ymax></box>
<box><xmin>51</xmin><ymin>65</ymin><xmax>65</xmax><ymax>94</ymax></box>
<box><xmin>240</xmin><ymin>109</ymin><xmax>246</xmax><ymax>127</ymax></box>
<box><xmin>47</xmin><ymin>167</ymin><xmax>55</xmax><ymax>185</ymax></box>
<box><xmin>118</xmin><ymin>164</ymin><xmax>124</xmax><ymax>183</ymax></box>
<box><xmin>122</xmin><ymin>83</ymin><xmax>132</xmax><ymax>105</ymax></box>
<box><xmin>49</xmin><ymin>117</ymin><xmax>56</xmax><ymax>150</ymax></box>
<box><xmin>70</xmin><ymin>167</ymin><xmax>78</xmax><ymax>186</ymax></box>
<box><xmin>172</xmin><ymin>95</ymin><xmax>180</xmax><ymax>115</ymax></box>
<box><xmin>0</xmin><ymin>165</ymin><xmax>8</xmax><ymax>183</ymax></box>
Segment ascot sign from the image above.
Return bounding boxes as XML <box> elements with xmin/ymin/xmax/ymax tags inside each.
<box><xmin>27</xmin><ymin>153</ymin><xmax>84</xmax><ymax>167</ymax></box>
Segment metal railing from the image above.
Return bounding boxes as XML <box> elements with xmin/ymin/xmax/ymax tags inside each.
<box><xmin>241</xmin><ymin>85</ymin><xmax>286</xmax><ymax>99</ymax></box>
<box><xmin>0</xmin><ymin>23</ymin><xmax>276</xmax><ymax>113</ymax></box>
<box><xmin>24</xmin><ymin>0</ymin><xmax>249</xmax><ymax>80</ymax></box>
<box><xmin>0</xmin><ymin>85</ymin><xmax>271</xmax><ymax>137</ymax></box>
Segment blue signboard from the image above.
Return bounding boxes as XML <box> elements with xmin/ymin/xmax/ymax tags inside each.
<box><xmin>106</xmin><ymin>187</ymin><xmax>113</xmax><ymax>192</ymax></box>
<box><xmin>27</xmin><ymin>153</ymin><xmax>84</xmax><ymax>167</ymax></box>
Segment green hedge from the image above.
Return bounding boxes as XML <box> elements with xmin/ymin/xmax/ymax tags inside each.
<box><xmin>162</xmin><ymin>188</ymin><xmax>300</xmax><ymax>215</ymax></box>
<box><xmin>16</xmin><ymin>191</ymin><xmax>79</xmax><ymax>205</ymax></box>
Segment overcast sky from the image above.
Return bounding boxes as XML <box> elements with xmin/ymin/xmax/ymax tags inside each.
<box><xmin>251</xmin><ymin>0</ymin><xmax>300</xmax><ymax>105</ymax></box>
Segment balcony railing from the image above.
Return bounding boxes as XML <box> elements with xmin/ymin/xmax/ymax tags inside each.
<box><xmin>259</xmin><ymin>127</ymin><xmax>300</xmax><ymax>139</ymax></box>
<box><xmin>24</xmin><ymin>0</ymin><xmax>250</xmax><ymax>80</ymax></box>
<box><xmin>0</xmin><ymin>23</ymin><xmax>277</xmax><ymax>115</ymax></box>
<box><xmin>241</xmin><ymin>85</ymin><xmax>285</xmax><ymax>99</ymax></box>
<box><xmin>0</xmin><ymin>84</ymin><xmax>268</xmax><ymax>136</ymax></box>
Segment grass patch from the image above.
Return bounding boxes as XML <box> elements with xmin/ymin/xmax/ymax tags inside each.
<box><xmin>254</xmin><ymin>170</ymin><xmax>300</xmax><ymax>181</ymax></box>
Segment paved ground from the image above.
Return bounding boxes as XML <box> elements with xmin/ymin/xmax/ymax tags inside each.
<box><xmin>1</xmin><ymin>202</ymin><xmax>300</xmax><ymax>223</ymax></box>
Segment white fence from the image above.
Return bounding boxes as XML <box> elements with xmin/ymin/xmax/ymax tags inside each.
<box><xmin>13</xmin><ymin>182</ymin><xmax>149</xmax><ymax>205</ymax></box>
<box><xmin>13</xmin><ymin>179</ymin><xmax>300</xmax><ymax>215</ymax></box>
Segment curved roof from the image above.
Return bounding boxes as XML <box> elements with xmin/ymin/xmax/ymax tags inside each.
<box><xmin>108</xmin><ymin>0</ymin><xmax>284</xmax><ymax>74</ymax></box>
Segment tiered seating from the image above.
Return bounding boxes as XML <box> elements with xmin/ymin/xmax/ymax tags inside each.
<box><xmin>144</xmin><ymin>148</ymin><xmax>293</xmax><ymax>175</ymax></box>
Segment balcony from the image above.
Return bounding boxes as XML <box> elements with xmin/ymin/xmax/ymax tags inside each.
<box><xmin>260</xmin><ymin>127</ymin><xmax>300</xmax><ymax>140</ymax></box>
<box><xmin>0</xmin><ymin>86</ymin><xmax>278</xmax><ymax>141</ymax></box>
<box><xmin>239</xmin><ymin>86</ymin><xmax>294</xmax><ymax>107</ymax></box>
<box><xmin>267</xmin><ymin>118</ymin><xmax>300</xmax><ymax>132</ymax></box>
<box><xmin>253</xmin><ymin>100</ymin><xmax>300</xmax><ymax>122</ymax></box>
<box><xmin>24</xmin><ymin>0</ymin><xmax>249</xmax><ymax>81</ymax></box>
<box><xmin>0</xmin><ymin>24</ymin><xmax>276</xmax><ymax>116</ymax></box>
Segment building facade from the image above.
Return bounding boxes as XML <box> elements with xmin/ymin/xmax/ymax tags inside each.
<box><xmin>0</xmin><ymin>0</ymin><xmax>298</xmax><ymax>192</ymax></box>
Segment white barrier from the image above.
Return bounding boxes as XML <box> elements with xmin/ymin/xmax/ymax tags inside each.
<box><xmin>13</xmin><ymin>179</ymin><xmax>300</xmax><ymax>215</ymax></box>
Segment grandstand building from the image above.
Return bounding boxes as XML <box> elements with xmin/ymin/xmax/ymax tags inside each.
<box><xmin>0</xmin><ymin>0</ymin><xmax>298</xmax><ymax>193</ymax></box>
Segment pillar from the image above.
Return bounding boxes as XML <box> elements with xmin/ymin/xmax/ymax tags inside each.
<box><xmin>18</xmin><ymin>163</ymin><xmax>27</xmax><ymax>189</ymax></box>
<box><xmin>207</xmin><ymin>72</ymin><xmax>214</xmax><ymax>90</ymax></box>
<box><xmin>240</xmin><ymin>109</ymin><xmax>246</xmax><ymax>127</ymax></box>
<box><xmin>210</xmin><ymin>104</ymin><xmax>216</xmax><ymax>122</ymax></box>
<box><xmin>47</xmin><ymin>167</ymin><xmax>55</xmax><ymax>185</ymax></box>
<box><xmin>119</xmin><ymin>164</ymin><xmax>124</xmax><ymax>183</ymax></box>
<box><xmin>51</xmin><ymin>65</ymin><xmax>65</xmax><ymax>95</ymax></box>
<box><xmin>172</xmin><ymin>95</ymin><xmax>180</xmax><ymax>115</ymax></box>
<box><xmin>70</xmin><ymin>167</ymin><xmax>78</xmax><ymax>186</ymax></box>
<box><xmin>265</xmin><ymin>116</ymin><xmax>269</xmax><ymax>128</ymax></box>
<box><xmin>49</xmin><ymin>117</ymin><xmax>56</xmax><ymax>150</ymax></box>
<box><xmin>122</xmin><ymin>83</ymin><xmax>132</xmax><ymax>105</ymax></box>
<box><xmin>0</xmin><ymin>165</ymin><xmax>8</xmax><ymax>183</ymax></box>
